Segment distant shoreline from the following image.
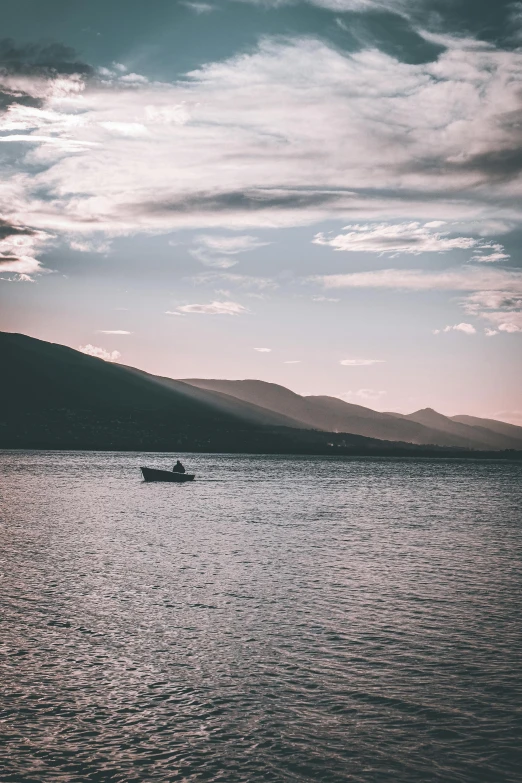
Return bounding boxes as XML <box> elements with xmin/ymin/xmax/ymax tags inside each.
<box><xmin>2</xmin><ymin>446</ymin><xmax>521</xmax><ymax>461</ymax></box>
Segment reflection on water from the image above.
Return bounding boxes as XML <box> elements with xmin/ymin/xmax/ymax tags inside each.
<box><xmin>1</xmin><ymin>451</ymin><xmax>521</xmax><ymax>782</ymax></box>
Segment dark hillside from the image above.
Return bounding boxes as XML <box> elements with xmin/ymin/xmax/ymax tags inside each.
<box><xmin>0</xmin><ymin>332</ymin><xmax>283</xmax><ymax>449</ymax></box>
<box><xmin>1</xmin><ymin>332</ymin><xmax>519</xmax><ymax>458</ymax></box>
<box><xmin>183</xmin><ymin>379</ymin><xmax>522</xmax><ymax>450</ymax></box>
<box><xmin>0</xmin><ymin>332</ymin><xmax>391</xmax><ymax>453</ymax></box>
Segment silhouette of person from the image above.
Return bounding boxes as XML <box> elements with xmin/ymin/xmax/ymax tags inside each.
<box><xmin>173</xmin><ymin>460</ymin><xmax>185</xmax><ymax>473</ymax></box>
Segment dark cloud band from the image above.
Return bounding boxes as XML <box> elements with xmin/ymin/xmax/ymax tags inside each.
<box><xmin>0</xmin><ymin>218</ymin><xmax>38</xmax><ymax>241</ymax></box>
<box><xmin>0</xmin><ymin>39</ymin><xmax>93</xmax><ymax>77</ymax></box>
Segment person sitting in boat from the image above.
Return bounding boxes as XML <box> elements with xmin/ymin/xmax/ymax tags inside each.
<box><xmin>172</xmin><ymin>460</ymin><xmax>186</xmax><ymax>473</ymax></box>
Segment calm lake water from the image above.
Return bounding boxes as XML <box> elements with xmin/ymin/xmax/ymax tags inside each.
<box><xmin>1</xmin><ymin>451</ymin><xmax>521</xmax><ymax>783</ymax></box>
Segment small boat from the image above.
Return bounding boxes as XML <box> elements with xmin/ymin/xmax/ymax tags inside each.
<box><xmin>141</xmin><ymin>467</ymin><xmax>195</xmax><ymax>483</ymax></box>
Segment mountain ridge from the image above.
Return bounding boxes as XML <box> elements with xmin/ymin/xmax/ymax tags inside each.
<box><xmin>0</xmin><ymin>331</ymin><xmax>445</xmax><ymax>455</ymax></box>
<box><xmin>1</xmin><ymin>331</ymin><xmax>520</xmax><ymax>455</ymax></box>
<box><xmin>183</xmin><ymin>379</ymin><xmax>522</xmax><ymax>451</ymax></box>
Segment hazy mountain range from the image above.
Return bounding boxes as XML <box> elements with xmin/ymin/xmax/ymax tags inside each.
<box><xmin>1</xmin><ymin>331</ymin><xmax>520</xmax><ymax>455</ymax></box>
<box><xmin>183</xmin><ymin>379</ymin><xmax>522</xmax><ymax>451</ymax></box>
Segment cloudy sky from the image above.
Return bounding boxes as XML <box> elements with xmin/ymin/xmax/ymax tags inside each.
<box><xmin>1</xmin><ymin>0</ymin><xmax>521</xmax><ymax>421</ymax></box>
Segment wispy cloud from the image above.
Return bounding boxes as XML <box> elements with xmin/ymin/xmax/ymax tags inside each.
<box><xmin>254</xmin><ymin>347</ymin><xmax>271</xmax><ymax>352</ymax></box>
<box><xmin>176</xmin><ymin>301</ymin><xmax>247</xmax><ymax>315</ymax></box>
<box><xmin>313</xmin><ymin>222</ymin><xmax>508</xmax><ymax>258</ymax></box>
<box><xmin>433</xmin><ymin>323</ymin><xmax>476</xmax><ymax>335</ymax></box>
<box><xmin>192</xmin><ymin>272</ymin><xmax>277</xmax><ymax>290</ymax></box>
<box><xmin>96</xmin><ymin>330</ymin><xmax>132</xmax><ymax>335</ymax></box>
<box><xmin>462</xmin><ymin>290</ymin><xmax>522</xmax><ymax>313</ymax></box>
<box><xmin>318</xmin><ymin>266</ymin><xmax>522</xmax><ymax>334</ymax></box>
<box><xmin>479</xmin><ymin>311</ymin><xmax>522</xmax><ymax>333</ymax></box>
<box><xmin>470</xmin><ymin>248</ymin><xmax>510</xmax><ymax>263</ymax></box>
<box><xmin>339</xmin><ymin>389</ymin><xmax>387</xmax><ymax>402</ymax></box>
<box><xmin>462</xmin><ymin>289</ymin><xmax>522</xmax><ymax>334</ymax></box>
<box><xmin>98</xmin><ymin>121</ymin><xmax>149</xmax><ymax>137</ymax></box>
<box><xmin>188</xmin><ymin>234</ymin><xmax>270</xmax><ymax>268</ymax></box>
<box><xmin>0</xmin><ymin>134</ymin><xmax>96</xmax><ymax>149</ymax></box>
<box><xmin>284</xmin><ymin>360</ymin><xmax>301</xmax><ymax>364</ymax></box>
<box><xmin>317</xmin><ymin>267</ymin><xmax>522</xmax><ymax>292</ymax></box>
<box><xmin>340</xmin><ymin>358</ymin><xmax>385</xmax><ymax>366</ymax></box>
<box><xmin>79</xmin><ymin>344</ymin><xmax>121</xmax><ymax>361</ymax></box>
<box><xmin>181</xmin><ymin>1</ymin><xmax>216</xmax><ymax>13</ymax></box>
<box><xmin>243</xmin><ymin>0</ymin><xmax>412</xmax><ymax>15</ymax></box>
<box><xmin>0</xmin><ymin>272</ymin><xmax>34</xmax><ymax>282</ymax></box>
<box><xmin>69</xmin><ymin>237</ymin><xmax>112</xmax><ymax>253</ymax></box>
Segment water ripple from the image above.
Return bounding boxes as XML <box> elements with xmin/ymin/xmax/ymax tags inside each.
<box><xmin>0</xmin><ymin>452</ymin><xmax>521</xmax><ymax>782</ymax></box>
